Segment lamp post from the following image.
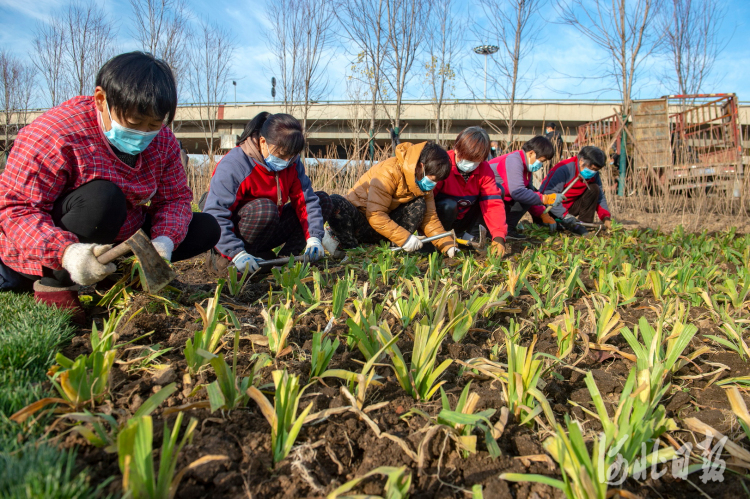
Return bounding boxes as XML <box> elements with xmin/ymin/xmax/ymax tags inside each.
<box><xmin>232</xmin><ymin>81</ymin><xmax>236</xmax><ymax>107</ymax></box>
<box><xmin>473</xmin><ymin>45</ymin><xmax>499</xmax><ymax>101</ymax></box>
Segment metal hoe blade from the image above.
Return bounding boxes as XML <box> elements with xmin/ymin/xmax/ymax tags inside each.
<box><xmin>127</xmin><ymin>230</ymin><xmax>177</xmax><ymax>293</ymax></box>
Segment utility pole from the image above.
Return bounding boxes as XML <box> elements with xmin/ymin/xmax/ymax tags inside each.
<box><xmin>473</xmin><ymin>45</ymin><xmax>498</xmax><ymax>100</ymax></box>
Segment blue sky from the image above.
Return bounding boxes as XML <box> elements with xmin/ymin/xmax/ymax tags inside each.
<box><xmin>0</xmin><ymin>0</ymin><xmax>748</xmax><ymax>106</ymax></box>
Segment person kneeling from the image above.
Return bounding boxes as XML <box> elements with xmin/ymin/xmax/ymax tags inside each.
<box><xmin>327</xmin><ymin>142</ymin><xmax>458</xmax><ymax>257</ymax></box>
<box><xmin>488</xmin><ymin>135</ymin><xmax>558</xmax><ymax>240</ymax></box>
<box><xmin>0</xmin><ymin>52</ymin><xmax>221</xmax><ymax>322</ymax></box>
<box><xmin>530</xmin><ymin>146</ymin><xmax>612</xmax><ymax>237</ymax></box>
<box><xmin>432</xmin><ymin>127</ymin><xmax>508</xmax><ymax>257</ymax></box>
<box><xmin>202</xmin><ymin>112</ymin><xmax>331</xmax><ymax>275</ymax></box>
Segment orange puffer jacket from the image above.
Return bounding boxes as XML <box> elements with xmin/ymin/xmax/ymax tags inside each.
<box><xmin>346</xmin><ymin>142</ymin><xmax>454</xmax><ymax>252</ymax></box>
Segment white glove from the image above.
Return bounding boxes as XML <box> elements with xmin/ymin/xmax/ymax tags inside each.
<box><xmin>61</xmin><ymin>243</ymin><xmax>117</xmax><ymax>286</ymax></box>
<box><xmin>151</xmin><ymin>236</ymin><xmax>174</xmax><ymax>262</ymax></box>
<box><xmin>401</xmin><ymin>235</ymin><xmax>423</xmax><ymax>253</ymax></box>
<box><xmin>446</xmin><ymin>246</ymin><xmax>459</xmax><ymax>258</ymax></box>
<box><xmin>321</xmin><ymin>229</ymin><xmax>339</xmax><ymax>255</ymax></box>
<box><xmin>304</xmin><ymin>237</ymin><xmax>324</xmax><ymax>262</ymax></box>
<box><xmin>232</xmin><ymin>250</ymin><xmax>260</xmax><ymax>273</ymax></box>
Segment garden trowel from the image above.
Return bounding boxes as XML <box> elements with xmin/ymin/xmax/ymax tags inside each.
<box><xmin>95</xmin><ymin>229</ymin><xmax>176</xmax><ymax>293</ymax></box>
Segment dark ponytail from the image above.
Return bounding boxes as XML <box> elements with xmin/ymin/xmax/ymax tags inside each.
<box><xmin>237</xmin><ymin>111</ymin><xmax>271</xmax><ymax>146</ymax></box>
<box><xmin>237</xmin><ymin>112</ymin><xmax>305</xmax><ymax>157</ymax></box>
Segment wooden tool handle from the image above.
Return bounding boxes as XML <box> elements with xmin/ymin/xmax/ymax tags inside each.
<box><xmin>97</xmin><ymin>243</ymin><xmax>133</xmax><ymax>265</ymax></box>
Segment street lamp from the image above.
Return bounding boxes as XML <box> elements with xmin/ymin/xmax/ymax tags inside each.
<box><xmin>232</xmin><ymin>81</ymin><xmax>237</xmax><ymax>107</ymax></box>
<box><xmin>473</xmin><ymin>45</ymin><xmax>499</xmax><ymax>101</ymax></box>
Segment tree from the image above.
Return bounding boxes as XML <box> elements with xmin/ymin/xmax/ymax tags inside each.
<box><xmin>424</xmin><ymin>0</ymin><xmax>461</xmax><ymax>144</ymax></box>
<box><xmin>186</xmin><ymin>20</ymin><xmax>235</xmax><ymax>161</ymax></box>
<box><xmin>381</xmin><ymin>0</ymin><xmax>429</xmax><ymax>146</ymax></box>
<box><xmin>557</xmin><ymin>0</ymin><xmax>661</xmax><ymax>196</ymax></box>
<box><xmin>31</xmin><ymin>19</ymin><xmax>68</xmax><ymax>108</ymax></box>
<box><xmin>0</xmin><ymin>50</ymin><xmax>35</xmax><ymax>162</ymax></box>
<box><xmin>476</xmin><ymin>0</ymin><xmax>545</xmax><ymax>148</ymax></box>
<box><xmin>267</xmin><ymin>0</ymin><xmax>335</xmax><ymax>136</ymax></box>
<box><xmin>659</xmin><ymin>0</ymin><xmax>727</xmax><ymax>95</ymax></box>
<box><xmin>336</xmin><ymin>0</ymin><xmax>389</xmax><ymax>160</ymax></box>
<box><xmin>130</xmin><ymin>0</ymin><xmax>192</xmax><ymax>95</ymax></box>
<box><xmin>557</xmin><ymin>0</ymin><xmax>661</xmax><ymax>118</ymax></box>
<box><xmin>61</xmin><ymin>2</ymin><xmax>119</xmax><ymax>96</ymax></box>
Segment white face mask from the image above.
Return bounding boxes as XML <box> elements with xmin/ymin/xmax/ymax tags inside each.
<box><xmin>457</xmin><ymin>158</ymin><xmax>480</xmax><ymax>173</ymax></box>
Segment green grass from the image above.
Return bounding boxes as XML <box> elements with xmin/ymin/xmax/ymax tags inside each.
<box><xmin>0</xmin><ymin>292</ymin><xmax>103</xmax><ymax>498</ymax></box>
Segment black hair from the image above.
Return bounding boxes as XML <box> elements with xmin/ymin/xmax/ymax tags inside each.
<box><xmin>546</xmin><ymin>122</ymin><xmax>556</xmax><ymax>130</ymax></box>
<box><xmin>419</xmin><ymin>142</ymin><xmax>451</xmax><ymax>181</ymax></box>
<box><xmin>521</xmin><ymin>136</ymin><xmax>555</xmax><ymax>160</ymax></box>
<box><xmin>237</xmin><ymin>112</ymin><xmax>305</xmax><ymax>157</ymax></box>
<box><xmin>578</xmin><ymin>146</ymin><xmax>607</xmax><ymax>168</ymax></box>
<box><xmin>96</xmin><ymin>51</ymin><xmax>177</xmax><ymax>124</ymax></box>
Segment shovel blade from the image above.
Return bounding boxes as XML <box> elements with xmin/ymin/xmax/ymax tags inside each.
<box><xmin>127</xmin><ymin>230</ymin><xmax>177</xmax><ymax>293</ymax></box>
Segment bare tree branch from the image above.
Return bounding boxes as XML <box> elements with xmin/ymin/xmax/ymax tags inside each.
<box><xmin>556</xmin><ymin>0</ymin><xmax>662</xmax><ymax>116</ymax></box>
<box><xmin>0</xmin><ymin>50</ymin><xmax>35</xmax><ymax>161</ymax></box>
<box><xmin>130</xmin><ymin>0</ymin><xmax>192</xmax><ymax>96</ymax></box>
<box><xmin>31</xmin><ymin>19</ymin><xmax>69</xmax><ymax>108</ymax></box>
<box><xmin>185</xmin><ymin>20</ymin><xmax>235</xmax><ymax>162</ymax></box>
<box><xmin>61</xmin><ymin>1</ymin><xmax>119</xmax><ymax>96</ymax></box>
<box><xmin>658</xmin><ymin>0</ymin><xmax>727</xmax><ymax>95</ymax></box>
<box><xmin>424</xmin><ymin>0</ymin><xmax>461</xmax><ymax>145</ymax></box>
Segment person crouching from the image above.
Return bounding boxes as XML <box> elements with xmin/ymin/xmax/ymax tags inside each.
<box><xmin>202</xmin><ymin>112</ymin><xmax>331</xmax><ymax>275</ymax></box>
<box><xmin>327</xmin><ymin>142</ymin><xmax>458</xmax><ymax>257</ymax></box>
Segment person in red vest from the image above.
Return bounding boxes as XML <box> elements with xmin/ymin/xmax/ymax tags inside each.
<box><xmin>432</xmin><ymin>127</ymin><xmax>508</xmax><ymax>257</ymax></box>
<box><xmin>530</xmin><ymin>146</ymin><xmax>612</xmax><ymax>237</ymax></box>
<box><xmin>0</xmin><ymin>52</ymin><xmax>220</xmax><ymax>322</ymax></box>
<box><xmin>487</xmin><ymin>136</ymin><xmax>558</xmax><ymax>240</ymax></box>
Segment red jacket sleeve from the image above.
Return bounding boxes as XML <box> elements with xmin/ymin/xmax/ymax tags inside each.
<box><xmin>476</xmin><ymin>164</ymin><xmax>508</xmax><ymax>240</ymax></box>
<box><xmin>0</xmin><ymin>128</ymin><xmax>79</xmax><ymax>274</ymax></box>
<box><xmin>147</xmin><ymin>132</ymin><xmax>194</xmax><ymax>246</ymax></box>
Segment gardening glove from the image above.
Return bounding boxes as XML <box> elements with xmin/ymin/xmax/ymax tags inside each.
<box><xmin>304</xmin><ymin>237</ymin><xmax>324</xmax><ymax>262</ymax></box>
<box><xmin>446</xmin><ymin>246</ymin><xmax>459</xmax><ymax>258</ymax></box>
<box><xmin>151</xmin><ymin>236</ymin><xmax>174</xmax><ymax>262</ymax></box>
<box><xmin>232</xmin><ymin>250</ymin><xmax>260</xmax><ymax>273</ymax></box>
<box><xmin>541</xmin><ymin>193</ymin><xmax>557</xmax><ymax>206</ymax></box>
<box><xmin>561</xmin><ymin>215</ymin><xmax>588</xmax><ymax>236</ymax></box>
<box><xmin>401</xmin><ymin>234</ymin><xmax>423</xmax><ymax>253</ymax></box>
<box><xmin>540</xmin><ymin>212</ymin><xmax>558</xmax><ymax>232</ymax></box>
<box><xmin>490</xmin><ymin>238</ymin><xmax>506</xmax><ymax>258</ymax></box>
<box><xmin>603</xmin><ymin>217</ymin><xmax>612</xmax><ymax>229</ymax></box>
<box><xmin>61</xmin><ymin>243</ymin><xmax>117</xmax><ymax>286</ymax></box>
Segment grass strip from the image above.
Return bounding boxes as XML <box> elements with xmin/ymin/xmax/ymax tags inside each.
<box><xmin>0</xmin><ymin>292</ymin><xmax>103</xmax><ymax>497</ymax></box>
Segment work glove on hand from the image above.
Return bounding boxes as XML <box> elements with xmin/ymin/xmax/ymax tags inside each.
<box><xmin>401</xmin><ymin>234</ymin><xmax>423</xmax><ymax>253</ymax></box>
<box><xmin>304</xmin><ymin>237</ymin><xmax>325</xmax><ymax>262</ymax></box>
<box><xmin>541</xmin><ymin>194</ymin><xmax>558</xmax><ymax>206</ymax></box>
<box><xmin>540</xmin><ymin>212</ymin><xmax>558</xmax><ymax>232</ymax></box>
<box><xmin>151</xmin><ymin>236</ymin><xmax>174</xmax><ymax>262</ymax></box>
<box><xmin>561</xmin><ymin>215</ymin><xmax>588</xmax><ymax>236</ymax></box>
<box><xmin>603</xmin><ymin>218</ymin><xmax>612</xmax><ymax>229</ymax></box>
<box><xmin>446</xmin><ymin>246</ymin><xmax>459</xmax><ymax>258</ymax></box>
<box><xmin>490</xmin><ymin>238</ymin><xmax>506</xmax><ymax>258</ymax></box>
<box><xmin>61</xmin><ymin>243</ymin><xmax>117</xmax><ymax>286</ymax></box>
<box><xmin>232</xmin><ymin>250</ymin><xmax>260</xmax><ymax>274</ymax></box>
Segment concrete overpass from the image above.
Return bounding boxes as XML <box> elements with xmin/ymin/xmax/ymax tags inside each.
<box><xmin>4</xmin><ymin>98</ymin><xmax>750</xmax><ymax>158</ymax></box>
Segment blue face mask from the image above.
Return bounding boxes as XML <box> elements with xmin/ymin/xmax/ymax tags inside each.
<box><xmin>103</xmin><ymin>102</ymin><xmax>160</xmax><ymax>155</ymax></box>
<box><xmin>264</xmin><ymin>154</ymin><xmax>291</xmax><ymax>172</ymax></box>
<box><xmin>528</xmin><ymin>160</ymin><xmax>543</xmax><ymax>173</ymax></box>
<box><xmin>416</xmin><ymin>174</ymin><xmax>437</xmax><ymax>192</ymax></box>
<box><xmin>580</xmin><ymin>167</ymin><xmax>598</xmax><ymax>180</ymax></box>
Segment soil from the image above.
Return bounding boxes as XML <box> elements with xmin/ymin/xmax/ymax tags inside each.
<box><xmin>40</xmin><ymin>233</ymin><xmax>750</xmax><ymax>499</ymax></box>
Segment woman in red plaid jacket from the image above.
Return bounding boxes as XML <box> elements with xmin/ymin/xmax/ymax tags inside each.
<box><xmin>0</xmin><ymin>52</ymin><xmax>220</xmax><ymax>322</ymax></box>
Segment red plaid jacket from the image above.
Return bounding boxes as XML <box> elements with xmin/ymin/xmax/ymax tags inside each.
<box><xmin>0</xmin><ymin>96</ymin><xmax>193</xmax><ymax>276</ymax></box>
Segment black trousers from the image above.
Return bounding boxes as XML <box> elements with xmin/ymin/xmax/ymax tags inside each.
<box><xmin>567</xmin><ymin>183</ymin><xmax>601</xmax><ymax>223</ymax></box>
<box><xmin>434</xmin><ymin>198</ymin><xmax>483</xmax><ymax>238</ymax></box>
<box><xmin>16</xmin><ymin>180</ymin><xmax>220</xmax><ymax>288</ymax></box>
<box><xmin>328</xmin><ymin>194</ymin><xmax>426</xmax><ymax>249</ymax></box>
